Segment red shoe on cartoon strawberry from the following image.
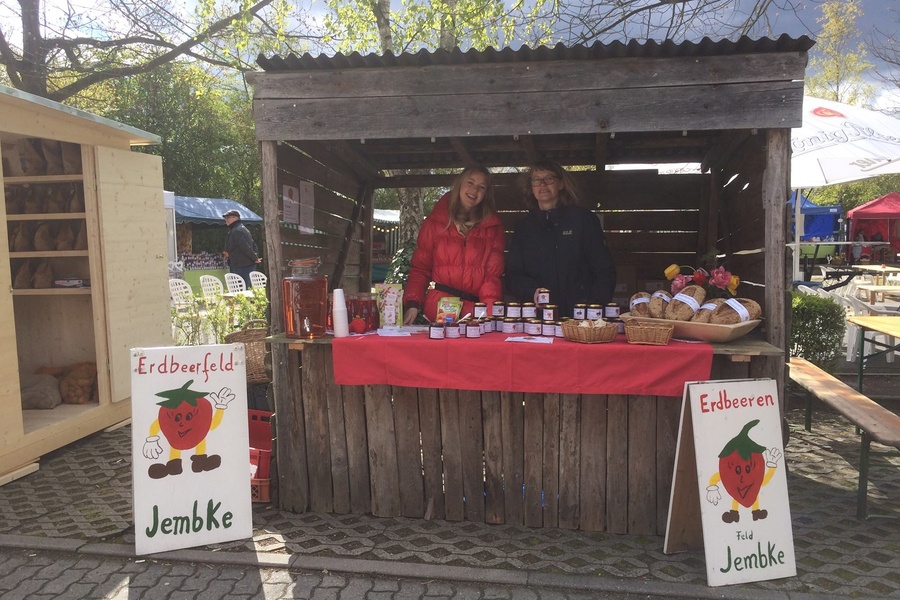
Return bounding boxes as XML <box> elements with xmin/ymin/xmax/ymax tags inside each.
<box><xmin>705</xmin><ymin>420</ymin><xmax>781</xmax><ymax>523</ymax></box>
<box><xmin>142</xmin><ymin>380</ymin><xmax>235</xmax><ymax>479</ymax></box>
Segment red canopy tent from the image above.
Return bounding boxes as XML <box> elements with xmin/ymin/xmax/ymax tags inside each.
<box><xmin>847</xmin><ymin>192</ymin><xmax>900</xmax><ymax>263</ymax></box>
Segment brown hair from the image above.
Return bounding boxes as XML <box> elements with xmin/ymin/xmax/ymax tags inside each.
<box><xmin>522</xmin><ymin>159</ymin><xmax>581</xmax><ymax>209</ymax></box>
<box><xmin>447</xmin><ymin>165</ymin><xmax>495</xmax><ymax>228</ymax></box>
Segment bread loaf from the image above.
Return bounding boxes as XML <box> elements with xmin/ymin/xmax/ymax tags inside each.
<box><xmin>710</xmin><ymin>298</ymin><xmax>762</xmax><ymax>325</ymax></box>
<box><xmin>648</xmin><ymin>290</ymin><xmax>671</xmax><ymax>318</ymax></box>
<box><xmin>665</xmin><ymin>285</ymin><xmax>707</xmax><ymax>321</ymax></box>
<box><xmin>629</xmin><ymin>292</ymin><xmax>652</xmax><ymax>317</ymax></box>
<box><xmin>691</xmin><ymin>298</ymin><xmax>726</xmax><ymax>323</ymax></box>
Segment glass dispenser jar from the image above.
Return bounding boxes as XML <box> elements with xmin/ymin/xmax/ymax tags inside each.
<box><xmin>282</xmin><ymin>257</ymin><xmax>328</xmax><ymax>339</ymax></box>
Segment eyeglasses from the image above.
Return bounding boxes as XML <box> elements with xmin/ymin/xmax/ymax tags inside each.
<box><xmin>530</xmin><ymin>175</ymin><xmax>559</xmax><ymax>187</ymax></box>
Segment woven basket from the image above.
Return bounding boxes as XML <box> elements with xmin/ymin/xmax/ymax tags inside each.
<box><xmin>562</xmin><ymin>320</ymin><xmax>618</xmax><ymax>344</ymax></box>
<box><xmin>624</xmin><ymin>321</ymin><xmax>674</xmax><ymax>346</ymax></box>
<box><xmin>225</xmin><ymin>319</ymin><xmax>270</xmax><ymax>384</ymax></box>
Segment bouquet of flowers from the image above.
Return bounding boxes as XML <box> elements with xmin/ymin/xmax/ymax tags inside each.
<box><xmin>664</xmin><ymin>262</ymin><xmax>739</xmax><ymax>299</ymax></box>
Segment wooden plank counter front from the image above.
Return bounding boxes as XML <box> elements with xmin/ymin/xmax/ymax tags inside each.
<box><xmin>268</xmin><ymin>335</ymin><xmax>782</xmax><ymax>536</ymax></box>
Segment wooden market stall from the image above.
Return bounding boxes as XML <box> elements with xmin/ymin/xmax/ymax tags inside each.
<box><xmin>246</xmin><ymin>36</ymin><xmax>811</xmax><ymax>533</ymax></box>
<box><xmin>0</xmin><ymin>85</ymin><xmax>172</xmax><ymax>479</ymax></box>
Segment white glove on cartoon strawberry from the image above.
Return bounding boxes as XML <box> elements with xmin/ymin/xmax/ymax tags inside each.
<box><xmin>209</xmin><ymin>387</ymin><xmax>235</xmax><ymax>410</ymax></box>
<box><xmin>143</xmin><ymin>435</ymin><xmax>163</xmax><ymax>459</ymax></box>
<box><xmin>706</xmin><ymin>485</ymin><xmax>722</xmax><ymax>506</ymax></box>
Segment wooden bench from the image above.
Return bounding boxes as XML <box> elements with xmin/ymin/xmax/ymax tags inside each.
<box><xmin>788</xmin><ymin>356</ymin><xmax>900</xmax><ymax>519</ymax></box>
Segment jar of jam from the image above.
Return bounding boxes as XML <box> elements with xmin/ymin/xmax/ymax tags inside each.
<box><xmin>429</xmin><ymin>322</ymin><xmax>445</xmax><ymax>339</ymax></box>
<box><xmin>536</xmin><ymin>288</ymin><xmax>551</xmax><ymax>305</ymax></box>
<box><xmin>445</xmin><ymin>321</ymin><xmax>460</xmax><ymax>338</ymax></box>
<box><xmin>513</xmin><ymin>319</ymin><xmax>524</xmax><ymax>334</ymax></box>
<box><xmin>492</xmin><ymin>301</ymin><xmax>506</xmax><ymax>318</ymax></box>
<box><xmin>573</xmin><ymin>303</ymin><xmax>587</xmax><ymax>320</ymax></box>
<box><xmin>501</xmin><ymin>318</ymin><xmax>516</xmax><ymax>334</ymax></box>
<box><xmin>458</xmin><ymin>321</ymin><xmax>468</xmax><ymax>337</ymax></box>
<box><xmin>542</xmin><ymin>304</ymin><xmax>558</xmax><ymax>322</ymax></box>
<box><xmin>604</xmin><ymin>303</ymin><xmax>621</xmax><ymax>319</ymax></box>
<box><xmin>555</xmin><ymin>321</ymin><xmax>565</xmax><ymax>337</ymax></box>
<box><xmin>506</xmin><ymin>302</ymin><xmax>522</xmax><ymax>319</ymax></box>
<box><xmin>542</xmin><ymin>320</ymin><xmax>556</xmax><ymax>336</ymax></box>
<box><xmin>474</xmin><ymin>302</ymin><xmax>488</xmax><ymax>319</ymax></box>
<box><xmin>522</xmin><ymin>302</ymin><xmax>537</xmax><ymax>319</ymax></box>
<box><xmin>466</xmin><ymin>321</ymin><xmax>482</xmax><ymax>338</ymax></box>
<box><xmin>586</xmin><ymin>304</ymin><xmax>603</xmax><ymax>320</ymax></box>
<box><xmin>524</xmin><ymin>319</ymin><xmax>542</xmax><ymax>335</ymax></box>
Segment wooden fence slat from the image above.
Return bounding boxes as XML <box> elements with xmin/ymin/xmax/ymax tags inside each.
<box><xmin>627</xmin><ymin>395</ymin><xmax>657</xmax><ymax>535</ymax></box>
<box><xmin>459</xmin><ymin>390</ymin><xmax>485</xmax><ymax>522</ymax></box>
<box><xmin>501</xmin><ymin>391</ymin><xmax>525</xmax><ymax>525</ymax></box>
<box><xmin>272</xmin><ymin>345</ymin><xmax>308</xmax><ymax>512</ymax></box>
<box><xmin>418</xmin><ymin>387</ymin><xmax>444</xmax><ymax>520</ymax></box>
<box><xmin>542</xmin><ymin>393</ymin><xmax>560</xmax><ymax>528</ymax></box>
<box><xmin>482</xmin><ymin>390</ymin><xmax>505</xmax><ymax>524</ymax></box>
<box><xmin>365</xmin><ymin>384</ymin><xmax>401</xmax><ymax>517</ymax></box>
<box><xmin>558</xmin><ymin>394</ymin><xmax>580</xmax><ymax>530</ymax></box>
<box><xmin>439</xmin><ymin>388</ymin><xmax>465</xmax><ymax>521</ymax></box>
<box><xmin>323</xmin><ymin>350</ymin><xmax>350</xmax><ymax>514</ymax></box>
<box><xmin>656</xmin><ymin>397</ymin><xmax>682</xmax><ymax>536</ymax></box>
<box><xmin>524</xmin><ymin>393</ymin><xmax>544</xmax><ymax>527</ymax></box>
<box><xmin>302</xmin><ymin>345</ymin><xmax>333</xmax><ymax>513</ymax></box>
<box><xmin>606</xmin><ymin>394</ymin><xmax>629</xmax><ymax>534</ymax></box>
<box><xmin>579</xmin><ymin>394</ymin><xmax>607</xmax><ymax>532</ymax></box>
<box><xmin>341</xmin><ymin>383</ymin><xmax>370</xmax><ymax>515</ymax></box>
<box><xmin>394</xmin><ymin>386</ymin><xmax>424</xmax><ymax>518</ymax></box>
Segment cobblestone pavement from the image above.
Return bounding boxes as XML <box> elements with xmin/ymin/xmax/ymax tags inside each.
<box><xmin>0</xmin><ymin>407</ymin><xmax>898</xmax><ymax>599</ymax></box>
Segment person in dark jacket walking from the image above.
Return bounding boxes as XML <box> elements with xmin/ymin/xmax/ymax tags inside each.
<box><xmin>403</xmin><ymin>166</ymin><xmax>505</xmax><ymax>324</ymax></box>
<box><xmin>223</xmin><ymin>209</ymin><xmax>261</xmax><ymax>286</ymax></box>
<box><xmin>504</xmin><ymin>160</ymin><xmax>616</xmax><ymax>317</ymax></box>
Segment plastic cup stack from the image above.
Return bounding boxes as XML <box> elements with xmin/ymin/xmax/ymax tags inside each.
<box><xmin>332</xmin><ymin>289</ymin><xmax>350</xmax><ymax>338</ymax></box>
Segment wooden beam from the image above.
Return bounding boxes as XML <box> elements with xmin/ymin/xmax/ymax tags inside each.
<box><xmin>449</xmin><ymin>137</ymin><xmax>478</xmax><ymax>167</ymax></box>
<box><xmin>333</xmin><ymin>140</ymin><xmax>383</xmax><ymax>179</ymax></box>
<box><xmin>332</xmin><ymin>182</ymin><xmax>372</xmax><ymax>290</ymax></box>
<box><xmin>261</xmin><ymin>140</ymin><xmax>284</xmax><ymax>333</ymax></box>
<box><xmin>700</xmin><ymin>130</ymin><xmax>753</xmax><ymax>173</ymax></box>
<box><xmin>518</xmin><ymin>135</ymin><xmax>538</xmax><ymax>163</ymax></box>
<box><xmin>763</xmin><ymin>128</ymin><xmax>790</xmax><ymax>385</ymax></box>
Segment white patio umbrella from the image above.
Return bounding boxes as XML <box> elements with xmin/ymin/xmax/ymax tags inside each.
<box><xmin>791</xmin><ymin>96</ymin><xmax>900</xmax><ymax>189</ymax></box>
<box><xmin>790</xmin><ymin>97</ymin><xmax>900</xmax><ymax>279</ymax></box>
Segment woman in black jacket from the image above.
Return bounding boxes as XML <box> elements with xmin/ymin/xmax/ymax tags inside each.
<box><xmin>504</xmin><ymin>160</ymin><xmax>617</xmax><ymax>317</ymax></box>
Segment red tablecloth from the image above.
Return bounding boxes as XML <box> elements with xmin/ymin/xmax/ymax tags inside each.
<box><xmin>332</xmin><ymin>334</ymin><xmax>713</xmax><ymax>397</ymax></box>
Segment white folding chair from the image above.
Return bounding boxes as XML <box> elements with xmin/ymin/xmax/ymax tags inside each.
<box><xmin>249</xmin><ymin>271</ymin><xmax>268</xmax><ymax>289</ymax></box>
<box><xmin>199</xmin><ymin>275</ymin><xmax>225</xmax><ymax>301</ymax></box>
<box><xmin>845</xmin><ymin>295</ymin><xmax>896</xmax><ymax>363</ymax></box>
<box><xmin>224</xmin><ymin>273</ymin><xmax>247</xmax><ymax>294</ymax></box>
<box><xmin>796</xmin><ymin>284</ymin><xmax>819</xmax><ymax>295</ymax></box>
<box><xmin>169</xmin><ymin>278</ymin><xmax>194</xmax><ymax>308</ymax></box>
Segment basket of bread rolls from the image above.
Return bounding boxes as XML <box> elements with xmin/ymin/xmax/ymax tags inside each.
<box><xmin>562</xmin><ymin>318</ymin><xmax>618</xmax><ymax>343</ymax></box>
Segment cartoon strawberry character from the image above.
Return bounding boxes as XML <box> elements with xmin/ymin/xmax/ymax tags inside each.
<box><xmin>142</xmin><ymin>380</ymin><xmax>235</xmax><ymax>479</ymax></box>
<box><xmin>705</xmin><ymin>419</ymin><xmax>781</xmax><ymax>523</ymax></box>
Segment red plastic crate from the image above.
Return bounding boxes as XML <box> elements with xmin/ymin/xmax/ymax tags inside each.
<box><xmin>249</xmin><ymin>447</ymin><xmax>271</xmax><ymax>479</ymax></box>
<box><xmin>251</xmin><ymin>478</ymin><xmax>270</xmax><ymax>503</ymax></box>
<box><xmin>249</xmin><ymin>409</ymin><xmax>273</xmax><ymax>451</ymax></box>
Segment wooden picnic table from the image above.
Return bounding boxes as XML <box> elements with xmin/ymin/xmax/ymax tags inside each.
<box><xmin>855</xmin><ymin>284</ymin><xmax>900</xmax><ymax>305</ymax></box>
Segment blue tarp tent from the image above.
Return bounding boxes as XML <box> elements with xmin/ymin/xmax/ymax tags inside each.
<box><xmin>174</xmin><ymin>196</ymin><xmax>262</xmax><ymax>227</ymax></box>
<box><xmin>787</xmin><ymin>192</ymin><xmax>841</xmax><ymax>241</ymax></box>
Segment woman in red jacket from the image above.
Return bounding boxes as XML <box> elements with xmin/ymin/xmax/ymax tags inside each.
<box><xmin>403</xmin><ymin>166</ymin><xmax>505</xmax><ymax>324</ymax></box>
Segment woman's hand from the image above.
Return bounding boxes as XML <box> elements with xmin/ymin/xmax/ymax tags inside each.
<box><xmin>403</xmin><ymin>307</ymin><xmax>419</xmax><ymax>325</ymax></box>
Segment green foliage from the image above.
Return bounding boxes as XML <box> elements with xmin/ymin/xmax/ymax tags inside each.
<box><xmin>805</xmin><ymin>0</ymin><xmax>874</xmax><ymax>105</ymax></box>
<box><xmin>384</xmin><ymin>239</ymin><xmax>417</xmax><ymax>285</ymax></box>
<box><xmin>807</xmin><ymin>175</ymin><xmax>900</xmax><ymax>212</ymax></box>
<box><xmin>790</xmin><ymin>292</ymin><xmax>845</xmax><ymax>372</ymax></box>
<box><xmin>172</xmin><ymin>288</ymin><xmax>269</xmax><ymax>346</ymax></box>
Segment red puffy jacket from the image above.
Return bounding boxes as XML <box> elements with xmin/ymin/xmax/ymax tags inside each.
<box><xmin>404</xmin><ymin>193</ymin><xmax>505</xmax><ymax>322</ymax></box>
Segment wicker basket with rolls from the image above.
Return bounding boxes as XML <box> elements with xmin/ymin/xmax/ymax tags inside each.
<box><xmin>562</xmin><ymin>319</ymin><xmax>618</xmax><ymax>344</ymax></box>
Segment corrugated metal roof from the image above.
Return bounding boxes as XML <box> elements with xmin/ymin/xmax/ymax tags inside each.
<box><xmin>257</xmin><ymin>35</ymin><xmax>814</xmax><ymax>72</ymax></box>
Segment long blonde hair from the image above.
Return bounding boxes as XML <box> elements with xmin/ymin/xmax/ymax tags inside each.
<box><xmin>522</xmin><ymin>160</ymin><xmax>581</xmax><ymax>209</ymax></box>
<box><xmin>446</xmin><ymin>165</ymin><xmax>495</xmax><ymax>229</ymax></box>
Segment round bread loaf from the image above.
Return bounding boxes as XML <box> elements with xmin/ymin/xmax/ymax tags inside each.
<box><xmin>629</xmin><ymin>292</ymin><xmax>652</xmax><ymax>317</ymax></box>
<box><xmin>648</xmin><ymin>290</ymin><xmax>671</xmax><ymax>319</ymax></box>
<box><xmin>691</xmin><ymin>298</ymin><xmax>726</xmax><ymax>323</ymax></box>
<box><xmin>665</xmin><ymin>285</ymin><xmax>707</xmax><ymax>321</ymax></box>
<box><xmin>709</xmin><ymin>298</ymin><xmax>762</xmax><ymax>325</ymax></box>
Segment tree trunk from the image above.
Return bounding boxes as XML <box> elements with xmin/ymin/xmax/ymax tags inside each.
<box><xmin>397</xmin><ymin>187</ymin><xmax>425</xmax><ymax>247</ymax></box>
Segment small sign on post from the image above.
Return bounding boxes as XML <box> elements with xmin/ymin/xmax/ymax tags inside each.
<box><xmin>665</xmin><ymin>378</ymin><xmax>796</xmax><ymax>587</ymax></box>
<box><xmin>131</xmin><ymin>344</ymin><xmax>253</xmax><ymax>556</ymax></box>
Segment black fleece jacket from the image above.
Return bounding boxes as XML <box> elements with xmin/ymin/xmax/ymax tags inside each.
<box><xmin>504</xmin><ymin>205</ymin><xmax>617</xmax><ymax>317</ymax></box>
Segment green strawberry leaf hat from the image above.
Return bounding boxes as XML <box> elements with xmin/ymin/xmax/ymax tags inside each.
<box><xmin>155</xmin><ymin>379</ymin><xmax>210</xmax><ymax>408</ymax></box>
